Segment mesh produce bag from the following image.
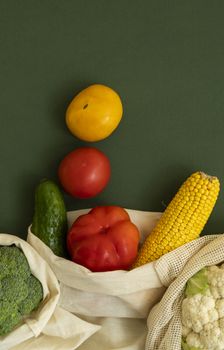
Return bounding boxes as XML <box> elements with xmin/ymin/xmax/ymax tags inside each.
<box><xmin>145</xmin><ymin>233</ymin><xmax>224</xmax><ymax>350</ymax></box>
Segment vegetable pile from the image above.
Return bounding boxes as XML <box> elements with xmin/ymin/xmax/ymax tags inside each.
<box><xmin>181</xmin><ymin>265</ymin><xmax>224</xmax><ymax>350</ymax></box>
<box><xmin>1</xmin><ymin>82</ymin><xmax>223</xmax><ymax>348</ymax></box>
<box><xmin>0</xmin><ymin>245</ymin><xmax>43</xmax><ymax>336</ymax></box>
<box><xmin>27</xmin><ymin>85</ymin><xmax>221</xmax><ymax>273</ymax></box>
<box><xmin>2</xmin><ymin>83</ymin><xmax>223</xmax><ymax>347</ymax></box>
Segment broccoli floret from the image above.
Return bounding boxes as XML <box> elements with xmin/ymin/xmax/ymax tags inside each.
<box><xmin>1</xmin><ymin>276</ymin><xmax>29</xmax><ymax>303</ymax></box>
<box><xmin>0</xmin><ymin>245</ymin><xmax>31</xmax><ymax>280</ymax></box>
<box><xmin>0</xmin><ymin>300</ymin><xmax>17</xmax><ymax>323</ymax></box>
<box><xmin>0</xmin><ymin>245</ymin><xmax>43</xmax><ymax>337</ymax></box>
<box><xmin>0</xmin><ymin>300</ymin><xmax>22</xmax><ymax>336</ymax></box>
<box><xmin>19</xmin><ymin>275</ymin><xmax>43</xmax><ymax>316</ymax></box>
<box><xmin>0</xmin><ymin>309</ymin><xmax>22</xmax><ymax>336</ymax></box>
<box><xmin>0</xmin><ymin>313</ymin><xmax>22</xmax><ymax>336</ymax></box>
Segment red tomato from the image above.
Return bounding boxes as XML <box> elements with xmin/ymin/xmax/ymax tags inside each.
<box><xmin>67</xmin><ymin>206</ymin><xmax>140</xmax><ymax>272</ymax></box>
<box><xmin>58</xmin><ymin>147</ymin><xmax>111</xmax><ymax>199</ymax></box>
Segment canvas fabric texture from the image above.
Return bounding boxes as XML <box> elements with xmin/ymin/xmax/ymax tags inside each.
<box><xmin>27</xmin><ymin>209</ymin><xmax>223</xmax><ymax>349</ymax></box>
<box><xmin>27</xmin><ymin>209</ymin><xmax>166</xmax><ymax>349</ymax></box>
<box><xmin>0</xmin><ymin>234</ymin><xmax>99</xmax><ymax>350</ymax></box>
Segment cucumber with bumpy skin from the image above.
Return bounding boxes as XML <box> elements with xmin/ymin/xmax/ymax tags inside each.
<box><xmin>31</xmin><ymin>179</ymin><xmax>68</xmax><ymax>257</ymax></box>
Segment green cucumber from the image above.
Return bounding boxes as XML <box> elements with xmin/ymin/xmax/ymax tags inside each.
<box><xmin>31</xmin><ymin>179</ymin><xmax>68</xmax><ymax>257</ymax></box>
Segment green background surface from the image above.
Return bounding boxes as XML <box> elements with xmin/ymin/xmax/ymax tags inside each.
<box><xmin>1</xmin><ymin>1</ymin><xmax>224</xmax><ymax>239</ymax></box>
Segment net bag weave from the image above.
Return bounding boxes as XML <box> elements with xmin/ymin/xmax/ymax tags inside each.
<box><xmin>145</xmin><ymin>233</ymin><xmax>224</xmax><ymax>349</ymax></box>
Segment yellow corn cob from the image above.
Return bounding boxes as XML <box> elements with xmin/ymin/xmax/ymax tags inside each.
<box><xmin>133</xmin><ymin>171</ymin><xmax>220</xmax><ymax>268</ymax></box>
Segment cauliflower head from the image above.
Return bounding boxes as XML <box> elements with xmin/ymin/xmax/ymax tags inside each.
<box><xmin>0</xmin><ymin>245</ymin><xmax>43</xmax><ymax>336</ymax></box>
<box><xmin>181</xmin><ymin>266</ymin><xmax>224</xmax><ymax>350</ymax></box>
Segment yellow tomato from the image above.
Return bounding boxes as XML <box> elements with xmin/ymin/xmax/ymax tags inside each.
<box><xmin>66</xmin><ymin>84</ymin><xmax>123</xmax><ymax>142</ymax></box>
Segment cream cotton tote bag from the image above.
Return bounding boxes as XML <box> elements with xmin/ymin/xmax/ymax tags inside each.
<box><xmin>0</xmin><ymin>234</ymin><xmax>100</xmax><ymax>350</ymax></box>
<box><xmin>27</xmin><ymin>209</ymin><xmax>167</xmax><ymax>350</ymax></box>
